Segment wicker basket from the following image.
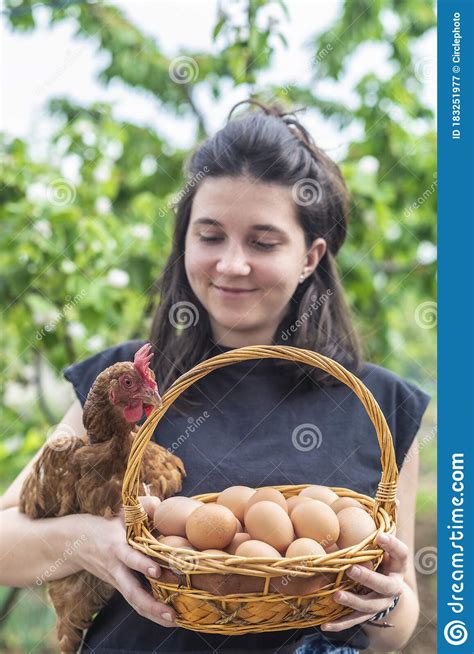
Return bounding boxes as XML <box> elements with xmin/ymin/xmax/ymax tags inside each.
<box><xmin>122</xmin><ymin>345</ymin><xmax>398</xmax><ymax>635</ymax></box>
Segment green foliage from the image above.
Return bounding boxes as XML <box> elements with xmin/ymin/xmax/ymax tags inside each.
<box><xmin>1</xmin><ymin>0</ymin><xmax>435</xmax><ymax>487</ymax></box>
<box><xmin>0</xmin><ymin>2</ymin><xmax>436</xmax><ymax>649</ymax></box>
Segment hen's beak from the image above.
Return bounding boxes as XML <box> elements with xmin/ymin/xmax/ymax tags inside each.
<box><xmin>141</xmin><ymin>388</ymin><xmax>163</xmax><ymax>409</ymax></box>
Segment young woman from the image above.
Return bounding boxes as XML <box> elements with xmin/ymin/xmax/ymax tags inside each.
<box><xmin>0</xmin><ymin>100</ymin><xmax>430</xmax><ymax>653</ymax></box>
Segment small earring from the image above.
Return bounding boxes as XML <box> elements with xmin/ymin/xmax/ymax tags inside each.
<box><xmin>299</xmin><ymin>274</ymin><xmax>306</xmax><ymax>283</ymax></box>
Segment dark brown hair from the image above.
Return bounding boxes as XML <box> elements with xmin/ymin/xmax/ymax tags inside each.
<box><xmin>148</xmin><ymin>98</ymin><xmax>362</xmax><ymax>412</ymax></box>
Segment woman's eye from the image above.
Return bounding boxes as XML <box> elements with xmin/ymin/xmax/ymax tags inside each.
<box><xmin>199</xmin><ymin>236</ymin><xmax>277</xmax><ymax>250</ymax></box>
<box><xmin>253</xmin><ymin>241</ymin><xmax>277</xmax><ymax>250</ymax></box>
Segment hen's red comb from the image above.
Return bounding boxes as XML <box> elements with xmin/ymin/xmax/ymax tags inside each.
<box><xmin>133</xmin><ymin>343</ymin><xmax>156</xmax><ymax>388</ymax></box>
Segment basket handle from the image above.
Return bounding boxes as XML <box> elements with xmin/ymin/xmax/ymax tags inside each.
<box><xmin>122</xmin><ymin>345</ymin><xmax>398</xmax><ymax>537</ymax></box>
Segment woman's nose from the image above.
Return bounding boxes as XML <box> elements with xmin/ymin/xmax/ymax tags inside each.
<box><xmin>215</xmin><ymin>243</ymin><xmax>251</xmax><ymax>276</ymax></box>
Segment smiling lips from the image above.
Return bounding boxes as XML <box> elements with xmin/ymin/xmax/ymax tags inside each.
<box><xmin>212</xmin><ymin>284</ymin><xmax>257</xmax><ymax>295</ymax></box>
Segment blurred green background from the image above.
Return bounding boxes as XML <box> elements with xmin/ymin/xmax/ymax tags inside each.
<box><xmin>1</xmin><ymin>0</ymin><xmax>436</xmax><ymax>651</ymax></box>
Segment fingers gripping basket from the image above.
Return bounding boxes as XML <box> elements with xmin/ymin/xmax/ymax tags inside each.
<box><xmin>122</xmin><ymin>345</ymin><xmax>399</xmax><ymax>635</ymax></box>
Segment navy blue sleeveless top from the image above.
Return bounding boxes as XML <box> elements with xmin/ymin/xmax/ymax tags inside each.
<box><xmin>63</xmin><ymin>339</ymin><xmax>430</xmax><ymax>653</ymax></box>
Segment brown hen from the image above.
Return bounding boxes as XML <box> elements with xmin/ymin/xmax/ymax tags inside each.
<box><xmin>19</xmin><ymin>343</ymin><xmax>186</xmax><ymax>652</ymax></box>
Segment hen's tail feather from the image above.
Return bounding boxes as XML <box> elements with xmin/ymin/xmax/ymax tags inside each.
<box><xmin>48</xmin><ymin>572</ymin><xmax>115</xmax><ymax>653</ymax></box>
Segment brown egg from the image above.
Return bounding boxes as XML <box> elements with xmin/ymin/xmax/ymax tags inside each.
<box><xmin>299</xmin><ymin>485</ymin><xmax>339</xmax><ymax>505</ymax></box>
<box><xmin>193</xmin><ymin>572</ymin><xmax>264</xmax><ymax>595</ymax></box>
<box><xmin>245</xmin><ymin>488</ymin><xmax>288</xmax><ymax>515</ymax></box>
<box><xmin>186</xmin><ymin>504</ymin><xmax>237</xmax><ymax>550</ymax></box>
<box><xmin>245</xmin><ymin>501</ymin><xmax>294</xmax><ymax>554</ymax></box>
<box><xmin>271</xmin><ymin>571</ymin><xmax>335</xmax><ymax>596</ymax></box>
<box><xmin>153</xmin><ymin>497</ymin><xmax>203</xmax><ymax>537</ymax></box>
<box><xmin>235</xmin><ymin>518</ymin><xmax>244</xmax><ymax>532</ymax></box>
<box><xmin>158</xmin><ymin>535</ymin><xmax>195</xmax><ymax>550</ymax></box>
<box><xmin>325</xmin><ymin>543</ymin><xmax>339</xmax><ymax>553</ymax></box>
<box><xmin>286</xmin><ymin>538</ymin><xmax>326</xmax><ymax>558</ymax></box>
<box><xmin>291</xmin><ymin>500</ymin><xmax>340</xmax><ymax>548</ymax></box>
<box><xmin>331</xmin><ymin>497</ymin><xmax>364</xmax><ymax>513</ymax></box>
<box><xmin>337</xmin><ymin>507</ymin><xmax>377</xmax><ymax>549</ymax></box>
<box><xmin>226</xmin><ymin>532</ymin><xmax>252</xmax><ymax>554</ymax></box>
<box><xmin>234</xmin><ymin>540</ymin><xmax>282</xmax><ymax>558</ymax></box>
<box><xmin>287</xmin><ymin>496</ymin><xmax>312</xmax><ymax>515</ymax></box>
<box><xmin>156</xmin><ymin>567</ymin><xmax>181</xmax><ymax>585</ymax></box>
<box><xmin>217</xmin><ymin>486</ymin><xmax>256</xmax><ymax>521</ymax></box>
<box><xmin>200</xmin><ymin>549</ymin><xmax>229</xmax><ymax>555</ymax></box>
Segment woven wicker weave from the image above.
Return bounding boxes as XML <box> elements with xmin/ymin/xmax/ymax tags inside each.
<box><xmin>122</xmin><ymin>345</ymin><xmax>398</xmax><ymax>634</ymax></box>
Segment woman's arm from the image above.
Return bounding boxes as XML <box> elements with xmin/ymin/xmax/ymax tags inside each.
<box><xmin>321</xmin><ymin>439</ymin><xmax>422</xmax><ymax>652</ymax></box>
<box><xmin>362</xmin><ymin>441</ymin><xmax>421</xmax><ymax>651</ymax></box>
<box><xmin>0</xmin><ymin>399</ymin><xmax>89</xmax><ymax>586</ymax></box>
<box><xmin>0</xmin><ymin>507</ymin><xmax>87</xmax><ymax>587</ymax></box>
<box><xmin>0</xmin><ymin>399</ymin><xmax>85</xmax><ymax>511</ymax></box>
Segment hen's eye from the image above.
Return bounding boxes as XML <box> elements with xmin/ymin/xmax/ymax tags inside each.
<box><xmin>123</xmin><ymin>377</ymin><xmax>133</xmax><ymax>387</ymax></box>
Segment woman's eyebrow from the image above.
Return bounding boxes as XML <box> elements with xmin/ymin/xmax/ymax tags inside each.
<box><xmin>193</xmin><ymin>217</ymin><xmax>288</xmax><ymax>237</ymax></box>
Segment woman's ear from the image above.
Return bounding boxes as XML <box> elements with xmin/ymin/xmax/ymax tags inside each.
<box><xmin>303</xmin><ymin>237</ymin><xmax>327</xmax><ymax>276</ymax></box>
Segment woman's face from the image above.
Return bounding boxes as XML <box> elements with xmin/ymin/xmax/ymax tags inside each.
<box><xmin>184</xmin><ymin>175</ymin><xmax>326</xmax><ymax>347</ymax></box>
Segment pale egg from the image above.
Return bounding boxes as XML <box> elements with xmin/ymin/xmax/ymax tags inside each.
<box><xmin>337</xmin><ymin>507</ymin><xmax>377</xmax><ymax>549</ymax></box>
<box><xmin>331</xmin><ymin>497</ymin><xmax>364</xmax><ymax>513</ymax></box>
<box><xmin>234</xmin><ymin>539</ymin><xmax>282</xmax><ymax>558</ymax></box>
<box><xmin>287</xmin><ymin>496</ymin><xmax>312</xmax><ymax>515</ymax></box>
<box><xmin>217</xmin><ymin>486</ymin><xmax>255</xmax><ymax>521</ymax></box>
<box><xmin>291</xmin><ymin>500</ymin><xmax>340</xmax><ymax>548</ymax></box>
<box><xmin>245</xmin><ymin>488</ymin><xmax>288</xmax><ymax>515</ymax></box>
<box><xmin>186</xmin><ymin>503</ymin><xmax>237</xmax><ymax>550</ymax></box>
<box><xmin>157</xmin><ymin>535</ymin><xmax>195</xmax><ymax>549</ymax></box>
<box><xmin>286</xmin><ymin>538</ymin><xmax>326</xmax><ymax>558</ymax></box>
<box><xmin>299</xmin><ymin>485</ymin><xmax>339</xmax><ymax>505</ymax></box>
<box><xmin>244</xmin><ymin>501</ymin><xmax>294</xmax><ymax>554</ymax></box>
<box><xmin>153</xmin><ymin>497</ymin><xmax>203</xmax><ymax>537</ymax></box>
<box><xmin>226</xmin><ymin>532</ymin><xmax>252</xmax><ymax>554</ymax></box>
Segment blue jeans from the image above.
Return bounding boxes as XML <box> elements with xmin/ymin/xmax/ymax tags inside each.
<box><xmin>293</xmin><ymin>633</ymin><xmax>358</xmax><ymax>654</ymax></box>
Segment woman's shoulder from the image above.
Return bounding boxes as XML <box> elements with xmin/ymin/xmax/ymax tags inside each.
<box><xmin>62</xmin><ymin>339</ymin><xmax>147</xmax><ymax>406</ymax></box>
<box><xmin>355</xmin><ymin>360</ymin><xmax>432</xmax><ymax>468</ymax></box>
<box><xmin>357</xmin><ymin>360</ymin><xmax>431</xmax><ymax>407</ymax></box>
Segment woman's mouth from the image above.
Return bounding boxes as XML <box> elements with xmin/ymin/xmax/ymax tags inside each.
<box><xmin>212</xmin><ymin>283</ymin><xmax>258</xmax><ymax>297</ymax></box>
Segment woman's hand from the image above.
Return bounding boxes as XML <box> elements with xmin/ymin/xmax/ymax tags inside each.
<box><xmin>320</xmin><ymin>532</ymin><xmax>407</xmax><ymax>632</ymax></box>
<box><xmin>78</xmin><ymin>496</ymin><xmax>177</xmax><ymax>628</ymax></box>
